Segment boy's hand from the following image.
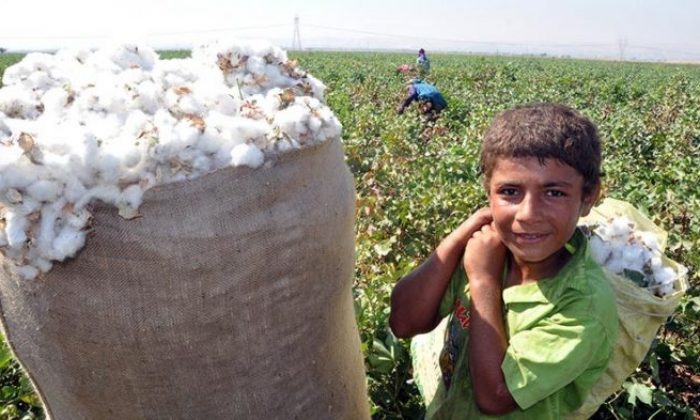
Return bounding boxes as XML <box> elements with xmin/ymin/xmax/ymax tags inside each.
<box><xmin>464</xmin><ymin>222</ymin><xmax>507</xmax><ymax>285</ymax></box>
<box><xmin>452</xmin><ymin>207</ymin><xmax>493</xmax><ymax>248</ymax></box>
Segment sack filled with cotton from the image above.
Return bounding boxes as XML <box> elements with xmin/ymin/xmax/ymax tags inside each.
<box><xmin>0</xmin><ymin>41</ymin><xmax>369</xmax><ymax>419</ymax></box>
<box><xmin>568</xmin><ymin>198</ymin><xmax>688</xmax><ymax>419</ymax></box>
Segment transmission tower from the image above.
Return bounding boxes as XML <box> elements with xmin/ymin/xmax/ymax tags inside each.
<box><xmin>618</xmin><ymin>38</ymin><xmax>628</xmax><ymax>61</ymax></box>
<box><xmin>292</xmin><ymin>15</ymin><xmax>302</xmax><ymax>51</ymax></box>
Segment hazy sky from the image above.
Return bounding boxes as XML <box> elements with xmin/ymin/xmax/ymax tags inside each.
<box><xmin>2</xmin><ymin>0</ymin><xmax>699</xmax><ymax>61</ymax></box>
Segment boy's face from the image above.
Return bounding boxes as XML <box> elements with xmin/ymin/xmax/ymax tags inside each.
<box><xmin>487</xmin><ymin>157</ymin><xmax>599</xmax><ymax>274</ymax></box>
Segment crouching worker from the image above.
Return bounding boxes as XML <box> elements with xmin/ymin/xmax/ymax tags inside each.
<box><xmin>389</xmin><ymin>103</ymin><xmax>618</xmax><ymax>418</ymax></box>
<box><xmin>396</xmin><ymin>78</ymin><xmax>447</xmax><ymax>121</ymax></box>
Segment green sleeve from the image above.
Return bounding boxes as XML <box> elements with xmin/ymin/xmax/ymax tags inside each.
<box><xmin>501</xmin><ymin>311</ymin><xmax>608</xmax><ymax>411</ymax></box>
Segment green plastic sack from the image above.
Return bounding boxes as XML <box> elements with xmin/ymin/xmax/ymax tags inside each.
<box><xmin>567</xmin><ymin>198</ymin><xmax>688</xmax><ymax>419</ymax></box>
<box><xmin>410</xmin><ymin>198</ymin><xmax>688</xmax><ymax>418</ymax></box>
<box><xmin>410</xmin><ymin>317</ymin><xmax>449</xmax><ymax>416</ymax></box>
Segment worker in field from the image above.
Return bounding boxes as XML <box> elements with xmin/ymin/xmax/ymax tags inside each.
<box><xmin>416</xmin><ymin>48</ymin><xmax>431</xmax><ymax>77</ymax></box>
<box><xmin>396</xmin><ymin>76</ymin><xmax>447</xmax><ymax>121</ymax></box>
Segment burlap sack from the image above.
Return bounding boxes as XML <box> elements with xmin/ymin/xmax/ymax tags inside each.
<box><xmin>0</xmin><ymin>138</ymin><xmax>370</xmax><ymax>420</ymax></box>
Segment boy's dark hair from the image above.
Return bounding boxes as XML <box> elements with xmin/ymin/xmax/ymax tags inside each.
<box><xmin>479</xmin><ymin>102</ymin><xmax>602</xmax><ymax>196</ymax></box>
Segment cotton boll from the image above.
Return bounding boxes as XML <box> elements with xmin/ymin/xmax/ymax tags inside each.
<box><xmin>653</xmin><ymin>266</ymin><xmax>676</xmax><ymax>285</ymax></box>
<box><xmin>27</xmin><ymin>71</ymin><xmax>55</xmax><ymax>92</ymax></box>
<box><xmin>14</xmin><ymin>264</ymin><xmax>40</xmax><ymax>280</ymax></box>
<box><xmin>173</xmin><ymin>120</ymin><xmax>201</xmax><ymax>148</ymax></box>
<box><xmin>134</xmin><ymin>80</ymin><xmax>160</xmax><ymax>114</ymax></box>
<box><xmin>51</xmin><ymin>226</ymin><xmax>85</xmax><ymax>260</ymax></box>
<box><xmin>2</xmin><ymin>53</ymin><xmax>55</xmax><ymax>86</ymax></box>
<box><xmin>95</xmin><ymin>154</ymin><xmax>121</xmax><ymax>183</ymax></box>
<box><xmin>2</xmin><ymin>162</ymin><xmax>41</xmax><ymax>189</ymax></box>
<box><xmin>621</xmin><ymin>244</ymin><xmax>643</xmax><ymax>264</ymax></box>
<box><xmin>192</xmin><ymin>155</ymin><xmax>212</xmax><ymax>173</ymax></box>
<box><xmin>230</xmin><ymin>143</ymin><xmax>264</xmax><ymax>168</ymax></box>
<box><xmin>0</xmin><ymin>114</ymin><xmax>11</xmax><ymax>138</ymax></box>
<box><xmin>178</xmin><ymin>94</ymin><xmax>204</xmax><ymax>115</ymax></box>
<box><xmin>588</xmin><ymin>235</ymin><xmax>611</xmax><ymax>264</ymax></box>
<box><xmin>320</xmin><ymin>118</ymin><xmax>342</xmax><ymax>140</ymax></box>
<box><xmin>609</xmin><ymin>217</ymin><xmax>633</xmax><ymax>238</ymax></box>
<box><xmin>117</xmin><ymin>184</ymin><xmax>143</xmax><ymax>219</ymax></box>
<box><xmin>658</xmin><ymin>283</ymin><xmax>674</xmax><ymax>297</ymax></box>
<box><xmin>639</xmin><ymin>231</ymin><xmax>660</xmax><ymax>252</ymax></box>
<box><xmin>0</xmin><ymin>85</ymin><xmax>42</xmax><ymax>119</ymax></box>
<box><xmin>605</xmin><ymin>258</ymin><xmax>627</xmax><ymax>275</ymax></box>
<box><xmin>37</xmin><ymin>205</ymin><xmax>58</xmax><ymax>255</ymax></box>
<box><xmin>34</xmin><ymin>258</ymin><xmax>53</xmax><ymax>273</ymax></box>
<box><xmin>246</xmin><ymin>56</ymin><xmax>267</xmax><ymax>77</ymax></box>
<box><xmin>4</xmin><ymin>210</ymin><xmax>29</xmax><ymax>248</ymax></box>
<box><xmin>198</xmin><ymin>126</ymin><xmax>227</xmax><ymax>154</ymax></box>
<box><xmin>275</xmin><ymin>139</ymin><xmax>298</xmax><ymax>153</ymax></box>
<box><xmin>96</xmin><ymin>83</ymin><xmax>128</xmax><ymax>114</ymax></box>
<box><xmin>27</xmin><ymin>179</ymin><xmax>63</xmax><ymax>202</ymax></box>
<box><xmin>41</xmin><ymin>87</ymin><xmax>71</xmax><ymax>115</ymax></box>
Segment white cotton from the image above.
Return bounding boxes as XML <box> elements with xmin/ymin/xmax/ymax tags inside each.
<box><xmin>41</xmin><ymin>87</ymin><xmax>71</xmax><ymax>115</ymax></box>
<box><xmin>581</xmin><ymin>216</ymin><xmax>685</xmax><ymax>297</ymax></box>
<box><xmin>231</xmin><ymin>143</ymin><xmax>264</xmax><ymax>168</ymax></box>
<box><xmin>650</xmin><ymin>255</ymin><xmax>663</xmax><ymax>270</ymax></box>
<box><xmin>27</xmin><ymin>179</ymin><xmax>62</xmax><ymax>202</ymax></box>
<box><xmin>0</xmin><ymin>85</ymin><xmax>42</xmax><ymax>119</ymax></box>
<box><xmin>653</xmin><ymin>266</ymin><xmax>676</xmax><ymax>285</ymax></box>
<box><xmin>658</xmin><ymin>283</ymin><xmax>674</xmax><ymax>296</ymax></box>
<box><xmin>639</xmin><ymin>231</ymin><xmax>660</xmax><ymax>252</ymax></box>
<box><xmin>51</xmin><ymin>226</ymin><xmax>85</xmax><ymax>260</ymax></box>
<box><xmin>609</xmin><ymin>217</ymin><xmax>633</xmax><ymax>238</ymax></box>
<box><xmin>605</xmin><ymin>259</ymin><xmax>627</xmax><ymax>275</ymax></box>
<box><xmin>134</xmin><ymin>80</ymin><xmax>160</xmax><ymax>114</ymax></box>
<box><xmin>4</xmin><ymin>211</ymin><xmax>29</xmax><ymax>248</ymax></box>
<box><xmin>15</xmin><ymin>265</ymin><xmax>40</xmax><ymax>280</ymax></box>
<box><xmin>37</xmin><ymin>205</ymin><xmax>59</xmax><ymax>255</ymax></box>
<box><xmin>34</xmin><ymin>258</ymin><xmax>53</xmax><ymax>273</ymax></box>
<box><xmin>621</xmin><ymin>245</ymin><xmax>643</xmax><ymax>264</ymax></box>
<box><xmin>95</xmin><ymin>154</ymin><xmax>121</xmax><ymax>183</ymax></box>
<box><xmin>0</xmin><ymin>40</ymin><xmax>341</xmax><ymax>279</ymax></box>
<box><xmin>117</xmin><ymin>184</ymin><xmax>144</xmax><ymax>219</ymax></box>
<box><xmin>588</xmin><ymin>235</ymin><xmax>610</xmax><ymax>264</ymax></box>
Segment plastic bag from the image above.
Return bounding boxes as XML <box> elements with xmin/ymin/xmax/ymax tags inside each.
<box><xmin>567</xmin><ymin>198</ymin><xmax>688</xmax><ymax>419</ymax></box>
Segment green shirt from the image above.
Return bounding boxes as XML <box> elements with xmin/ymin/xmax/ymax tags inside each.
<box><xmin>426</xmin><ymin>229</ymin><xmax>618</xmax><ymax>419</ymax></box>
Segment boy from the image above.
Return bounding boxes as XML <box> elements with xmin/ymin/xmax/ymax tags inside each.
<box><xmin>389</xmin><ymin>103</ymin><xmax>618</xmax><ymax>418</ymax></box>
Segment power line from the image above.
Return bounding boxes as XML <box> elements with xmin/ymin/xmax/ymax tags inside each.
<box><xmin>303</xmin><ymin>23</ymin><xmax>614</xmax><ymax>49</ymax></box>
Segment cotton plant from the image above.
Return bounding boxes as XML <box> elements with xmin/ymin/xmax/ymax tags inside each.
<box><xmin>0</xmin><ymin>41</ymin><xmax>342</xmax><ymax>280</ymax></box>
<box><xmin>581</xmin><ymin>216</ymin><xmax>681</xmax><ymax>297</ymax></box>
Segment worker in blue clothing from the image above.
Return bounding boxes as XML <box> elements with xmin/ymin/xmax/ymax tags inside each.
<box><xmin>397</xmin><ymin>77</ymin><xmax>448</xmax><ymax>121</ymax></box>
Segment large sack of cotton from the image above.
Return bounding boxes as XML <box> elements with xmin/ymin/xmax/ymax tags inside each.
<box><xmin>0</xmin><ymin>41</ymin><xmax>369</xmax><ymax>419</ymax></box>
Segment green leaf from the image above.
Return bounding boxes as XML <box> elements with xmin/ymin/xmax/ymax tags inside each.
<box><xmin>624</xmin><ymin>381</ymin><xmax>654</xmax><ymax>406</ymax></box>
<box><xmin>0</xmin><ymin>343</ymin><xmax>13</xmax><ymax>370</ymax></box>
<box><xmin>373</xmin><ymin>241</ymin><xmax>393</xmax><ymax>257</ymax></box>
<box><xmin>623</xmin><ymin>269</ymin><xmax>649</xmax><ymax>287</ymax></box>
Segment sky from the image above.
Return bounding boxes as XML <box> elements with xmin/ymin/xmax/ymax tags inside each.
<box><xmin>2</xmin><ymin>0</ymin><xmax>700</xmax><ymax>62</ymax></box>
